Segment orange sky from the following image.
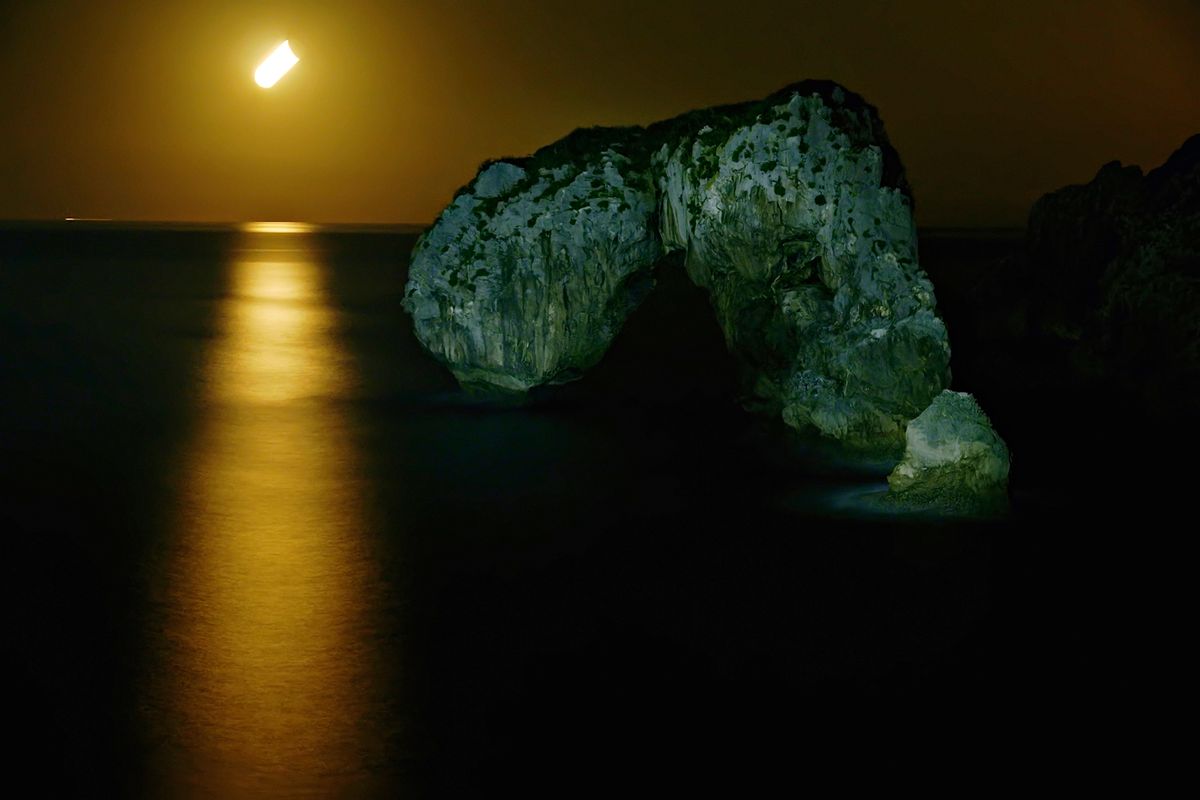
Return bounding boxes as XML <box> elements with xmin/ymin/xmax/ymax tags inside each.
<box><xmin>1</xmin><ymin>0</ymin><xmax>1198</xmax><ymax>226</ymax></box>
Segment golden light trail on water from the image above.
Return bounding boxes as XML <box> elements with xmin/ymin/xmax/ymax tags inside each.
<box><xmin>254</xmin><ymin>40</ymin><xmax>299</xmax><ymax>88</ymax></box>
<box><xmin>149</xmin><ymin>228</ymin><xmax>389</xmax><ymax>797</ymax></box>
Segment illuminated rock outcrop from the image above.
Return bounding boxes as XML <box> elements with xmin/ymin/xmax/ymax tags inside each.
<box><xmin>653</xmin><ymin>85</ymin><xmax>948</xmax><ymax>448</ymax></box>
<box><xmin>887</xmin><ymin>390</ymin><xmax>1010</xmax><ymax>513</ymax></box>
<box><xmin>401</xmin><ymin>133</ymin><xmax>662</xmax><ymax>392</ymax></box>
<box><xmin>404</xmin><ymin>81</ymin><xmax>957</xmax><ymax>452</ymax></box>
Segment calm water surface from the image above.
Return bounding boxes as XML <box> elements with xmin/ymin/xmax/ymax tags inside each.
<box><xmin>146</xmin><ymin>234</ymin><xmax>395</xmax><ymax>796</ymax></box>
<box><xmin>0</xmin><ymin>225</ymin><xmax>1157</xmax><ymax>795</ymax></box>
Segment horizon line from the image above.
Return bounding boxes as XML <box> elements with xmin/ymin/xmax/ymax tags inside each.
<box><xmin>0</xmin><ymin>218</ymin><xmax>431</xmax><ymax>233</ymax></box>
<box><xmin>0</xmin><ymin>218</ymin><xmax>1024</xmax><ymax>235</ymax></box>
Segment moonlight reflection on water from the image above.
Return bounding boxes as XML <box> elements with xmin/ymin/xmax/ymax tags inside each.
<box><xmin>148</xmin><ymin>229</ymin><xmax>389</xmax><ymax>797</ymax></box>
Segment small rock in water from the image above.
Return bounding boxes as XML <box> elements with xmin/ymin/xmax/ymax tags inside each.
<box><xmin>887</xmin><ymin>390</ymin><xmax>1010</xmax><ymax>514</ymax></box>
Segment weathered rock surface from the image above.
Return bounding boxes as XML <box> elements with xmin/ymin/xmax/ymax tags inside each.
<box><xmin>402</xmin><ymin>131</ymin><xmax>662</xmax><ymax>392</ymax></box>
<box><xmin>404</xmin><ymin>81</ymin><xmax>951</xmax><ymax>449</ymax></box>
<box><xmin>653</xmin><ymin>86</ymin><xmax>949</xmax><ymax>448</ymax></box>
<box><xmin>887</xmin><ymin>390</ymin><xmax>1010</xmax><ymax>512</ymax></box>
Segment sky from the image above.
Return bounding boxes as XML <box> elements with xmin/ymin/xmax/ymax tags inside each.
<box><xmin>1</xmin><ymin>0</ymin><xmax>1198</xmax><ymax>227</ymax></box>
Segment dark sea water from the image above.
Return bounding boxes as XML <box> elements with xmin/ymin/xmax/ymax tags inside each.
<box><xmin>0</xmin><ymin>224</ymin><xmax>1174</xmax><ymax>795</ymax></box>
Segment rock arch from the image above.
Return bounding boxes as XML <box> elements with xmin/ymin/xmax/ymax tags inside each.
<box><xmin>403</xmin><ymin>82</ymin><xmax>963</xmax><ymax>457</ymax></box>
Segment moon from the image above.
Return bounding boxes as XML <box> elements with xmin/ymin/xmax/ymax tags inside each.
<box><xmin>255</xmin><ymin>41</ymin><xmax>299</xmax><ymax>89</ymax></box>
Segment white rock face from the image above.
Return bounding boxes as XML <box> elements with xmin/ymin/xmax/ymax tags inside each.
<box><xmin>888</xmin><ymin>390</ymin><xmax>1010</xmax><ymax>506</ymax></box>
<box><xmin>404</xmin><ymin>142</ymin><xmax>662</xmax><ymax>392</ymax></box>
<box><xmin>404</xmin><ymin>81</ymin><xmax>954</xmax><ymax>453</ymax></box>
<box><xmin>654</xmin><ymin>89</ymin><xmax>949</xmax><ymax>448</ymax></box>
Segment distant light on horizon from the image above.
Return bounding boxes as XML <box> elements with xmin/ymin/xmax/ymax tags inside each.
<box><xmin>254</xmin><ymin>40</ymin><xmax>299</xmax><ymax>88</ymax></box>
<box><xmin>242</xmin><ymin>222</ymin><xmax>315</xmax><ymax>234</ymax></box>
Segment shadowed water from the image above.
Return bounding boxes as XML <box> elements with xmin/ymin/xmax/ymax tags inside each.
<box><xmin>0</xmin><ymin>223</ymin><xmax>1165</xmax><ymax>795</ymax></box>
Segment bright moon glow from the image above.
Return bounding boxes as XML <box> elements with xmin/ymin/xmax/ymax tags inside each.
<box><xmin>255</xmin><ymin>40</ymin><xmax>299</xmax><ymax>88</ymax></box>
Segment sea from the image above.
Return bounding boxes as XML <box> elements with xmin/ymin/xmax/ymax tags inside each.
<box><xmin>0</xmin><ymin>222</ymin><xmax>1172</xmax><ymax>796</ymax></box>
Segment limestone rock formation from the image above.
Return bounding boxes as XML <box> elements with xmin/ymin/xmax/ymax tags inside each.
<box><xmin>404</xmin><ymin>81</ymin><xmax>951</xmax><ymax>449</ymax></box>
<box><xmin>887</xmin><ymin>390</ymin><xmax>1010</xmax><ymax>512</ymax></box>
<box><xmin>653</xmin><ymin>86</ymin><xmax>949</xmax><ymax>448</ymax></box>
<box><xmin>402</xmin><ymin>132</ymin><xmax>662</xmax><ymax>392</ymax></box>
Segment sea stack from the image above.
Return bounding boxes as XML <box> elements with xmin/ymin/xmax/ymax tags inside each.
<box><xmin>404</xmin><ymin>81</ymin><xmax>1009</xmax><ymax>504</ymax></box>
